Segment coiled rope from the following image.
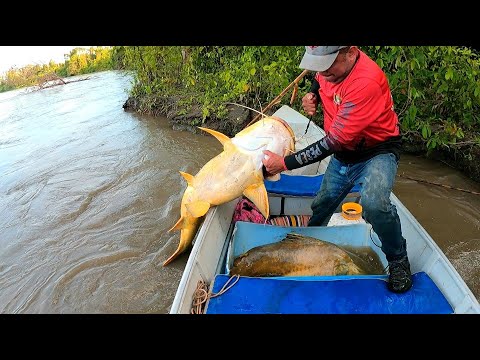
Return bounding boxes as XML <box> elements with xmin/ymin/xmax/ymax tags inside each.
<box><xmin>190</xmin><ymin>275</ymin><xmax>240</xmax><ymax>314</ymax></box>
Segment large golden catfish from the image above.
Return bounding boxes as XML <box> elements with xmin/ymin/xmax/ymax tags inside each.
<box><xmin>230</xmin><ymin>233</ymin><xmax>366</xmax><ymax>276</ymax></box>
<box><xmin>163</xmin><ymin>116</ymin><xmax>295</xmax><ymax>266</ymax></box>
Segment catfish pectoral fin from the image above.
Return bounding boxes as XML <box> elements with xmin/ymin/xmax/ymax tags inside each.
<box><xmin>243</xmin><ymin>182</ymin><xmax>269</xmax><ymax>219</ymax></box>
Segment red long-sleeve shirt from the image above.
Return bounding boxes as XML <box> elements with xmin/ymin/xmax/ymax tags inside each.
<box><xmin>285</xmin><ymin>49</ymin><xmax>402</xmax><ymax>169</ymax></box>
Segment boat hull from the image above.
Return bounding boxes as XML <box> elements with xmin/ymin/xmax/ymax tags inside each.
<box><xmin>169</xmin><ymin>106</ymin><xmax>480</xmax><ymax>314</ymax></box>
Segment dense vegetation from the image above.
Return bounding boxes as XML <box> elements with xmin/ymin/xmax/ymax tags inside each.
<box><xmin>116</xmin><ymin>46</ymin><xmax>480</xmax><ymax>181</ymax></box>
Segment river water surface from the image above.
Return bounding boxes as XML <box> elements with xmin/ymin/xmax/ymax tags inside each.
<box><xmin>1</xmin><ymin>70</ymin><xmax>479</xmax><ymax>313</ymax></box>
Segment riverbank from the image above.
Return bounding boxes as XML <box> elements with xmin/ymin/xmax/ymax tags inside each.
<box><xmin>122</xmin><ymin>96</ymin><xmax>480</xmax><ymax>184</ymax></box>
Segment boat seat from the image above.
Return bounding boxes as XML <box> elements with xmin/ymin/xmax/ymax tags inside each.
<box><xmin>205</xmin><ymin>272</ymin><xmax>454</xmax><ymax>314</ymax></box>
<box><xmin>265</xmin><ymin>173</ymin><xmax>362</xmax><ymax>198</ymax></box>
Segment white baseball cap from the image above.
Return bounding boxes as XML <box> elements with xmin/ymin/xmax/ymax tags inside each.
<box><xmin>299</xmin><ymin>46</ymin><xmax>348</xmax><ymax>72</ymax></box>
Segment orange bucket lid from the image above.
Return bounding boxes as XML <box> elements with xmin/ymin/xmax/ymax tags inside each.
<box><xmin>341</xmin><ymin>202</ymin><xmax>362</xmax><ymax>220</ymax></box>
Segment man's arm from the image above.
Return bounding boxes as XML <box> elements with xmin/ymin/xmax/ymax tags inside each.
<box><xmin>262</xmin><ymin>134</ymin><xmax>341</xmax><ymax>175</ymax></box>
<box><xmin>284</xmin><ymin>135</ymin><xmax>340</xmax><ymax>170</ymax></box>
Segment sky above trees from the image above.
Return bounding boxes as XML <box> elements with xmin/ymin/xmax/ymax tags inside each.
<box><xmin>0</xmin><ymin>46</ymin><xmax>84</xmax><ymax>75</ymax></box>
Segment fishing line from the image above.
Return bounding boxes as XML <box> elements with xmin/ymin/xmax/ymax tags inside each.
<box><xmin>397</xmin><ymin>173</ymin><xmax>480</xmax><ymax>195</ymax></box>
<box><xmin>293</xmin><ymin>116</ymin><xmax>318</xmax><ymax>146</ymax></box>
<box><xmin>225</xmin><ymin>102</ymin><xmax>266</xmax><ymax>118</ymax></box>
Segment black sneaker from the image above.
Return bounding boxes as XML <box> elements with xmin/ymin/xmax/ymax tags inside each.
<box><xmin>387</xmin><ymin>256</ymin><xmax>413</xmax><ymax>293</ymax></box>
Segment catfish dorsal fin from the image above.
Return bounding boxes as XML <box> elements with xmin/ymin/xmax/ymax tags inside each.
<box><xmin>179</xmin><ymin>171</ymin><xmax>194</xmax><ymax>186</ymax></box>
<box><xmin>243</xmin><ymin>182</ymin><xmax>269</xmax><ymax>219</ymax></box>
<box><xmin>198</xmin><ymin>127</ymin><xmax>230</xmax><ymax>146</ymax></box>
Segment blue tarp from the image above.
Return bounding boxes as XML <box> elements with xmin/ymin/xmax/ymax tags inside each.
<box><xmin>206</xmin><ymin>272</ymin><xmax>453</xmax><ymax>314</ymax></box>
<box><xmin>215</xmin><ymin>221</ymin><xmax>453</xmax><ymax>314</ymax></box>
<box><xmin>265</xmin><ymin>173</ymin><xmax>362</xmax><ymax>197</ymax></box>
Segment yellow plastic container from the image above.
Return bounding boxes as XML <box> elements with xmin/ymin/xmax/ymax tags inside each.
<box><xmin>341</xmin><ymin>202</ymin><xmax>362</xmax><ymax>220</ymax></box>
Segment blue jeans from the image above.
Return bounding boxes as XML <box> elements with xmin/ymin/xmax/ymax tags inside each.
<box><xmin>308</xmin><ymin>153</ymin><xmax>407</xmax><ymax>261</ymax></box>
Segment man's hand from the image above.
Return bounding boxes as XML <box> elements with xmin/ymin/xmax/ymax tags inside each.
<box><xmin>302</xmin><ymin>92</ymin><xmax>318</xmax><ymax>116</ymax></box>
<box><xmin>262</xmin><ymin>150</ymin><xmax>287</xmax><ymax>176</ymax></box>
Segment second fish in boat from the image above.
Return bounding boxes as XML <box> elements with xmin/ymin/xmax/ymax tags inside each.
<box><xmin>230</xmin><ymin>233</ymin><xmax>366</xmax><ymax>277</ymax></box>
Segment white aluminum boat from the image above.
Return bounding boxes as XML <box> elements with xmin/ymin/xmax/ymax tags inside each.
<box><xmin>169</xmin><ymin>105</ymin><xmax>480</xmax><ymax>314</ymax></box>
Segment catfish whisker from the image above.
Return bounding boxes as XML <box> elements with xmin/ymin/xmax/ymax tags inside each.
<box><xmin>225</xmin><ymin>102</ymin><xmax>267</xmax><ymax>118</ymax></box>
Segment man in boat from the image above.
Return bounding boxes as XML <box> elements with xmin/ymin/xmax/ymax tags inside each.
<box><xmin>262</xmin><ymin>46</ymin><xmax>412</xmax><ymax>293</ymax></box>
